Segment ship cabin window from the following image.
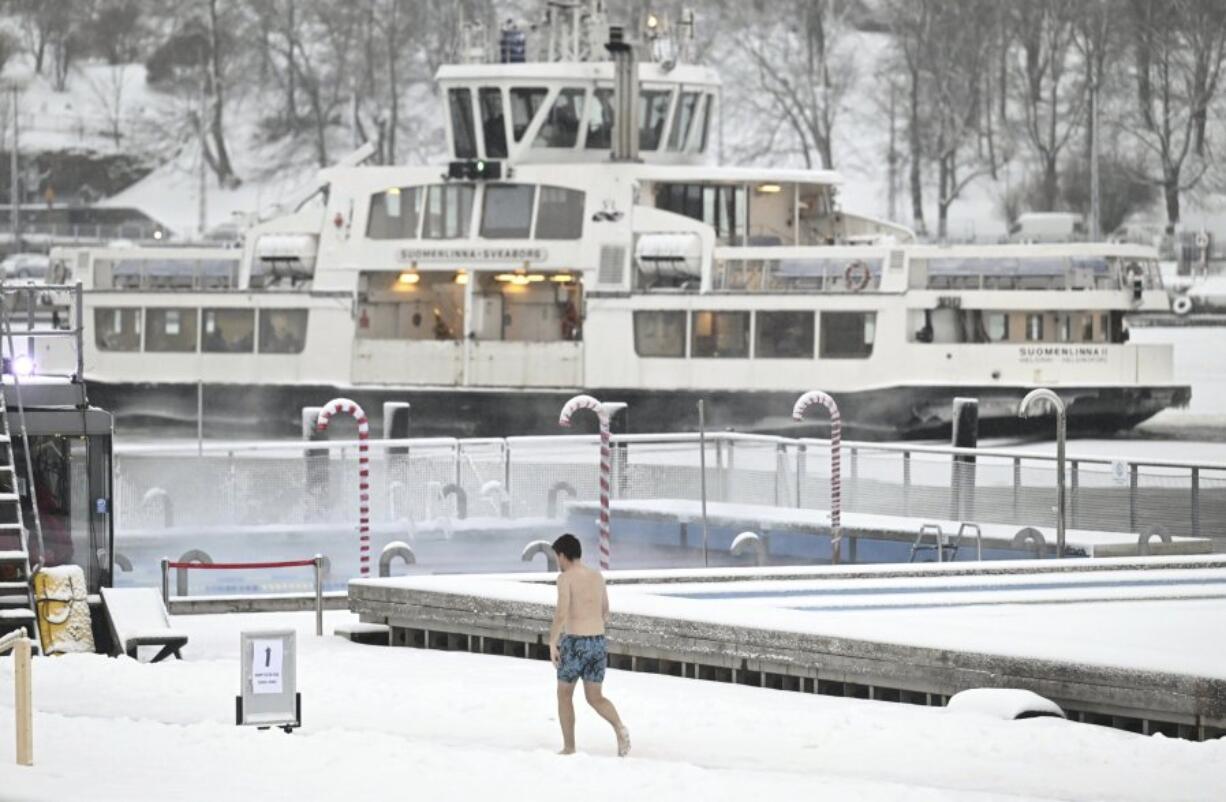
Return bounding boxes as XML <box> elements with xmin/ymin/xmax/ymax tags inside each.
<box><xmin>586</xmin><ymin>88</ymin><xmax>615</xmax><ymax>149</ymax></box>
<box><xmin>748</xmin><ymin>183</ymin><xmax>794</xmax><ymax>246</ymax></box>
<box><xmin>94</xmin><ymin>308</ymin><xmax>140</xmax><ymax>351</ymax></box>
<box><xmin>510</xmin><ymin>87</ymin><xmax>548</xmax><ymax>141</ymax></box>
<box><xmin>534</xmin><ymin>88</ymin><xmax>585</xmax><ymax>148</ymax></box>
<box><xmin>797</xmin><ymin>186</ymin><xmax>836</xmax><ymax>245</ymax></box>
<box><xmin>357</xmin><ymin>271</ymin><xmax>465</xmax><ymax>341</ymax></box>
<box><xmin>668</xmin><ymin>91</ymin><xmax>700</xmax><ymax>152</ymax></box>
<box><xmin>259</xmin><ymin>309</ymin><xmax>309</xmax><ymax>354</ymax></box>
<box><xmin>367</xmin><ymin>186</ymin><xmax>422</xmax><ymax>239</ymax></box>
<box><xmin>479</xmin><ymin>87</ymin><xmax>508</xmax><ymax>158</ymax></box>
<box><xmin>716</xmin><ymin>256</ymin><xmax>882</xmax><ymax>292</ymax></box>
<box><xmin>474</xmin><ymin>272</ymin><xmax>583</xmax><ymax>342</ymax></box>
<box><xmin>95</xmin><ymin>257</ymin><xmax>239</xmax><ymax>290</ymax></box>
<box><xmin>535</xmin><ymin>187</ymin><xmax>585</xmax><ymax>239</ymax></box>
<box><xmin>423</xmin><ymin>184</ymin><xmax>475</xmax><ymax>239</ymax></box>
<box><xmin>910</xmin><ymin>256</ymin><xmax>1156</xmax><ymax>291</ymax></box>
<box><xmin>640</xmin><ymin>89</ymin><xmax>674</xmax><ymax>151</ymax></box>
<box><xmin>481</xmin><ymin>184</ymin><xmax>535</xmax><ymax>238</ymax></box>
<box><xmin>449</xmin><ymin>88</ymin><xmax>477</xmax><ymax>159</ymax></box>
<box><xmin>655</xmin><ymin>183</ymin><xmax>746</xmax><ymax>246</ymax></box>
<box><xmin>910</xmin><ymin>309</ymin><xmax>1110</xmax><ymax>344</ymax></box>
<box><xmin>145</xmin><ymin>308</ymin><xmax>198</xmax><ymax>352</ymax></box>
<box><xmin>756</xmin><ymin>311</ymin><xmax>814</xmax><ymax>358</ymax></box>
<box><xmin>692</xmin><ymin>311</ymin><xmax>749</xmax><ymax>358</ymax></box>
<box><xmin>202</xmin><ymin>308</ymin><xmax>255</xmax><ymax>353</ymax></box>
<box><xmin>633</xmin><ymin>310</ymin><xmax>686</xmax><ymax>357</ymax></box>
<box><xmin>819</xmin><ymin>312</ymin><xmax>875</xmax><ymax>359</ymax></box>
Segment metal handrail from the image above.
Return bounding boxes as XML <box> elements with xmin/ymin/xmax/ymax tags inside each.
<box><xmin>110</xmin><ymin>429</ymin><xmax>1226</xmax><ymax>474</ymax></box>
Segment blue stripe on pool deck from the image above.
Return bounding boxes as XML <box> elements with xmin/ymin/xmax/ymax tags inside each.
<box><xmin>663</xmin><ymin>576</ymin><xmax>1226</xmax><ymax>601</ymax></box>
<box><xmin>789</xmin><ymin>591</ymin><xmax>1226</xmax><ymax>613</ymax></box>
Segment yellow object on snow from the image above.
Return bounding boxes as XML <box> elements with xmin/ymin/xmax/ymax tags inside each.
<box><xmin>33</xmin><ymin>566</ymin><xmax>95</xmax><ymax>655</ymax></box>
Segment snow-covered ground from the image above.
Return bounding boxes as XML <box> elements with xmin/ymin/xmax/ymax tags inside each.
<box><xmin>1</xmin><ymin>609</ymin><xmax>1223</xmax><ymax>801</ymax></box>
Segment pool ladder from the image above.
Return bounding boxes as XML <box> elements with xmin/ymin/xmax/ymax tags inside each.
<box><xmin>909</xmin><ymin>523</ymin><xmax>982</xmax><ymax>562</ymax></box>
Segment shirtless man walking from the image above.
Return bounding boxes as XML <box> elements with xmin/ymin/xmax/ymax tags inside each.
<box><xmin>548</xmin><ymin>533</ymin><xmax>630</xmax><ymax>757</ymax></box>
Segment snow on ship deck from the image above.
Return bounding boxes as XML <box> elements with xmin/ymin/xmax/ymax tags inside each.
<box><xmin>348</xmin><ymin>555</ymin><xmax>1226</xmax><ymax>738</ymax></box>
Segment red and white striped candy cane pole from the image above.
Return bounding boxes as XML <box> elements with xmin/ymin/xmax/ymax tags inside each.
<box><xmin>559</xmin><ymin>394</ymin><xmax>612</xmax><ymax>570</ymax></box>
<box><xmin>316</xmin><ymin>398</ymin><xmax>372</xmax><ymax>576</ymax></box>
<box><xmin>792</xmin><ymin>391</ymin><xmax>843</xmax><ymax>565</ymax></box>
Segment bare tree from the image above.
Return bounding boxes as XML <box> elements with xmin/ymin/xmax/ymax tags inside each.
<box><xmin>201</xmin><ymin>0</ymin><xmax>240</xmax><ymax>186</ymax></box>
<box><xmin>86</xmin><ymin>63</ymin><xmax>129</xmax><ymax>147</ymax></box>
<box><xmin>884</xmin><ymin>0</ymin><xmax>933</xmax><ymax>234</ymax></box>
<box><xmin>1011</xmin><ymin>0</ymin><xmax>1085</xmax><ymax>211</ymax></box>
<box><xmin>924</xmin><ymin>1</ymin><xmax>997</xmax><ymax>238</ymax></box>
<box><xmin>737</xmin><ymin>0</ymin><xmax>856</xmax><ymax>170</ymax></box>
<box><xmin>1125</xmin><ymin>0</ymin><xmax>1226</xmax><ymax>230</ymax></box>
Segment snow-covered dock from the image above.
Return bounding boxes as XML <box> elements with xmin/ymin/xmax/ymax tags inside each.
<box><xmin>348</xmin><ymin>556</ymin><xmax>1226</xmax><ymax>740</ymax></box>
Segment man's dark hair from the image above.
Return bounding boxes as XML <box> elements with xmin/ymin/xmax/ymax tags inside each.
<box><xmin>552</xmin><ymin>534</ymin><xmax>582</xmax><ymax>560</ymax></box>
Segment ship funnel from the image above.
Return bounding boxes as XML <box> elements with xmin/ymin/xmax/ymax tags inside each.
<box><xmin>606</xmin><ymin>26</ymin><xmax>640</xmax><ymax>163</ymax></box>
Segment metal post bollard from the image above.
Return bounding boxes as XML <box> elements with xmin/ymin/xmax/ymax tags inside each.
<box><xmin>313</xmin><ymin>554</ymin><xmax>323</xmax><ymax>637</ymax></box>
<box><xmin>160</xmin><ymin>557</ymin><xmax>170</xmax><ymax>606</ymax></box>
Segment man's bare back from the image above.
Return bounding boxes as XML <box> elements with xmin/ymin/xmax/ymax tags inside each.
<box><xmin>556</xmin><ymin>563</ymin><xmax>607</xmax><ymax>637</ymax></box>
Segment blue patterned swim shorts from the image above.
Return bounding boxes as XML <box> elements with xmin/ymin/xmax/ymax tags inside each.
<box><xmin>557</xmin><ymin>634</ymin><xmax>607</xmax><ymax>683</ymax></box>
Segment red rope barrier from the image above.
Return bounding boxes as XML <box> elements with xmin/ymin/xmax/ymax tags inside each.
<box><xmin>167</xmin><ymin>559</ymin><xmax>318</xmax><ymax>570</ymax></box>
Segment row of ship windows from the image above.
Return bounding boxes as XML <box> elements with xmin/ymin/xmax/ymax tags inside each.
<box><xmin>449</xmin><ymin>85</ymin><xmax>713</xmax><ymax>158</ymax></box>
<box><xmin>94</xmin><ymin>308</ymin><xmax>308</xmax><ymax>354</ymax></box>
<box><xmin>367</xmin><ymin>184</ymin><xmax>585</xmax><ymax>241</ymax></box>
<box><xmin>633</xmin><ymin>310</ymin><xmax>877</xmax><ymax>360</ymax></box>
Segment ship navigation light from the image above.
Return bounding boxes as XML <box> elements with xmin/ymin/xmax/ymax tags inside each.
<box><xmin>448</xmin><ymin>159</ymin><xmax>503</xmax><ymax>181</ymax></box>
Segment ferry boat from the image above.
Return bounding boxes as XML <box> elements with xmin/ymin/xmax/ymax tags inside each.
<box><xmin>47</xmin><ymin>3</ymin><xmax>1188</xmax><ymax>438</ymax></box>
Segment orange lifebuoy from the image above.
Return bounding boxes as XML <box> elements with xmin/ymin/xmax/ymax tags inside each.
<box><xmin>844</xmin><ymin>261</ymin><xmax>871</xmax><ymax>291</ymax></box>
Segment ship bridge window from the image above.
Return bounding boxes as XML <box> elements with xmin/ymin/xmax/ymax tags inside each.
<box><xmin>449</xmin><ymin>88</ymin><xmax>477</xmax><ymax>159</ymax></box>
<box><xmin>755</xmin><ymin>311</ymin><xmax>814</xmax><ymax>358</ymax></box>
<box><xmin>819</xmin><ymin>311</ymin><xmax>875</xmax><ymax>359</ymax></box>
<box><xmin>535</xmin><ymin>186</ymin><xmax>584</xmax><ymax>239</ymax></box>
<box><xmin>510</xmin><ymin>87</ymin><xmax>548</xmax><ymax>141</ymax></box>
<box><xmin>94</xmin><ymin>308</ymin><xmax>140</xmax><ymax>351</ymax></box>
<box><xmin>640</xmin><ymin>89</ymin><xmax>673</xmax><ymax>151</ymax></box>
<box><xmin>367</xmin><ymin>186</ymin><xmax>422</xmax><ymax>239</ymax></box>
<box><xmin>481</xmin><ymin>184</ymin><xmax>535</xmax><ymax>238</ymax></box>
<box><xmin>667</xmin><ymin>91</ymin><xmax>700</xmax><ymax>152</ymax></box>
<box><xmin>202</xmin><ymin>308</ymin><xmax>255</xmax><ymax>353</ymax></box>
<box><xmin>479</xmin><ymin>88</ymin><xmax>508</xmax><ymax>158</ymax></box>
<box><xmin>145</xmin><ymin>308</ymin><xmax>198</xmax><ymax>353</ymax></box>
<box><xmin>692</xmin><ymin>311</ymin><xmax>749</xmax><ymax>358</ymax></box>
<box><xmin>534</xmin><ymin>88</ymin><xmax>584</xmax><ymax>148</ymax></box>
<box><xmin>695</xmin><ymin>94</ymin><xmax>713</xmax><ymax>153</ymax></box>
<box><xmin>259</xmin><ymin>309</ymin><xmax>309</xmax><ymax>354</ymax></box>
<box><xmin>586</xmin><ymin>88</ymin><xmax>615</xmax><ymax>149</ymax></box>
<box><xmin>423</xmin><ymin>184</ymin><xmax>475</xmax><ymax>239</ymax></box>
<box><xmin>633</xmin><ymin>310</ymin><xmax>686</xmax><ymax>357</ymax></box>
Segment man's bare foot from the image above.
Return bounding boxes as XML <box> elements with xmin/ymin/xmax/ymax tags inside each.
<box><xmin>616</xmin><ymin>726</ymin><xmax>631</xmax><ymax>757</ymax></box>
<box><xmin>558</xmin><ymin>746</ymin><xmax>575</xmax><ymax>755</ymax></box>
